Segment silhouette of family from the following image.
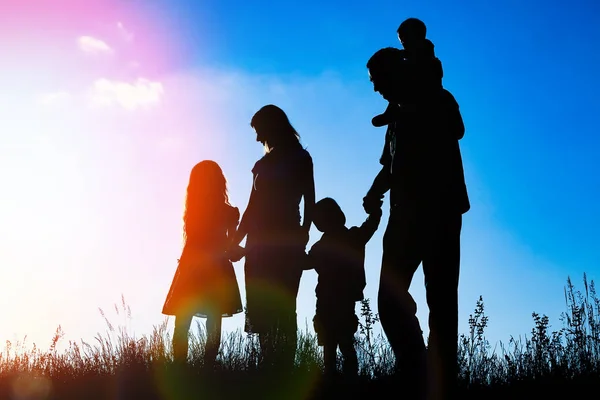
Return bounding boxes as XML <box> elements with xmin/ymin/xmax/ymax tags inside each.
<box><xmin>161</xmin><ymin>17</ymin><xmax>469</xmax><ymax>400</ymax></box>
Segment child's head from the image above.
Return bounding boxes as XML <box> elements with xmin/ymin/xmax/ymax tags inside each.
<box><xmin>186</xmin><ymin>160</ymin><xmax>229</xmax><ymax>204</ymax></box>
<box><xmin>397</xmin><ymin>18</ymin><xmax>427</xmax><ymax>48</ymax></box>
<box><xmin>183</xmin><ymin>160</ymin><xmax>230</xmax><ymax>241</ymax></box>
<box><xmin>313</xmin><ymin>197</ymin><xmax>346</xmax><ymax>233</ymax></box>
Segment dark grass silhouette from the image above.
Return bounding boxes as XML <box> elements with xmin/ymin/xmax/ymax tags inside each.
<box><xmin>1</xmin><ymin>275</ymin><xmax>599</xmax><ymax>399</ymax></box>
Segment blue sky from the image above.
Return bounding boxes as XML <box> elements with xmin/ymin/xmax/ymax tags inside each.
<box><xmin>158</xmin><ymin>0</ymin><xmax>600</xmax><ymax>342</ymax></box>
<box><xmin>0</xmin><ymin>0</ymin><xmax>599</xmax><ymax>350</ymax></box>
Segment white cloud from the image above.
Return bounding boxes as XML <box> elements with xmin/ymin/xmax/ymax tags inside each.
<box><xmin>88</xmin><ymin>77</ymin><xmax>164</xmax><ymax>110</ymax></box>
<box><xmin>78</xmin><ymin>36</ymin><xmax>113</xmax><ymax>55</ymax></box>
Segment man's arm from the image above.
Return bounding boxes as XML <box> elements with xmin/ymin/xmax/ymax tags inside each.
<box><xmin>363</xmin><ymin>165</ymin><xmax>390</xmax><ymax>214</ymax></box>
<box><xmin>364</xmin><ymin>124</ymin><xmax>393</xmax><ymax>206</ymax></box>
<box><xmin>440</xmin><ymin>89</ymin><xmax>464</xmax><ymax>140</ymax></box>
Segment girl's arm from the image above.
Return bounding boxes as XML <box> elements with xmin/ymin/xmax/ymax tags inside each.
<box><xmin>226</xmin><ymin>207</ymin><xmax>241</xmax><ymax>243</ymax></box>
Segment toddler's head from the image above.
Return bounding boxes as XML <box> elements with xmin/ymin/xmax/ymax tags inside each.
<box><xmin>313</xmin><ymin>197</ymin><xmax>346</xmax><ymax>234</ymax></box>
<box><xmin>397</xmin><ymin>18</ymin><xmax>427</xmax><ymax>50</ymax></box>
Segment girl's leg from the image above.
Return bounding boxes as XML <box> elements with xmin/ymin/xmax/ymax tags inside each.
<box><xmin>204</xmin><ymin>314</ymin><xmax>222</xmax><ymax>367</ymax></box>
<box><xmin>173</xmin><ymin>314</ymin><xmax>194</xmax><ymax>363</ymax></box>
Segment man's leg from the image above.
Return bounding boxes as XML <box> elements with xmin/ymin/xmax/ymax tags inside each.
<box><xmin>378</xmin><ymin>210</ymin><xmax>426</xmax><ymax>385</ymax></box>
<box><xmin>422</xmin><ymin>213</ymin><xmax>462</xmax><ymax>400</ymax></box>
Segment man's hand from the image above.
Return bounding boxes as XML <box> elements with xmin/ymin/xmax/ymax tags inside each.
<box><xmin>369</xmin><ymin>204</ymin><xmax>383</xmax><ymax>218</ymax></box>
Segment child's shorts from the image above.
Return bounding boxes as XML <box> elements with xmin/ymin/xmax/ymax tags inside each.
<box><xmin>313</xmin><ymin>310</ymin><xmax>359</xmax><ymax>346</ymax></box>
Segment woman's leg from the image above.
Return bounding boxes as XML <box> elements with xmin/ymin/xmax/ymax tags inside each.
<box><xmin>322</xmin><ymin>341</ymin><xmax>338</xmax><ymax>378</ymax></box>
<box><xmin>173</xmin><ymin>314</ymin><xmax>194</xmax><ymax>363</ymax></box>
<box><xmin>258</xmin><ymin>326</ymin><xmax>277</xmax><ymax>370</ymax></box>
<box><xmin>339</xmin><ymin>336</ymin><xmax>358</xmax><ymax>377</ymax></box>
<box><xmin>279</xmin><ymin>309</ymin><xmax>298</xmax><ymax>371</ymax></box>
<box><xmin>204</xmin><ymin>314</ymin><xmax>222</xmax><ymax>367</ymax></box>
<box><xmin>277</xmin><ymin>264</ymin><xmax>301</xmax><ymax>372</ymax></box>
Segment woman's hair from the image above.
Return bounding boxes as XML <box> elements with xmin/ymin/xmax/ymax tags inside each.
<box><xmin>182</xmin><ymin>160</ymin><xmax>230</xmax><ymax>245</ymax></box>
<box><xmin>250</xmin><ymin>104</ymin><xmax>302</xmax><ymax>153</ymax></box>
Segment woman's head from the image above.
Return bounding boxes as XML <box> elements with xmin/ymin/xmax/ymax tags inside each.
<box><xmin>250</xmin><ymin>104</ymin><xmax>301</xmax><ymax>153</ymax></box>
<box><xmin>183</xmin><ymin>160</ymin><xmax>230</xmax><ymax>241</ymax></box>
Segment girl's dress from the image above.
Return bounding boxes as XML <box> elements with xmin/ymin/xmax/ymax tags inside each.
<box><xmin>162</xmin><ymin>204</ymin><xmax>243</xmax><ymax>318</ymax></box>
<box><xmin>242</xmin><ymin>146</ymin><xmax>313</xmax><ymax>333</ymax></box>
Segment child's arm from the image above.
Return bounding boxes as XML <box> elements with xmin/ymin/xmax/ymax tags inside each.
<box><xmin>226</xmin><ymin>207</ymin><xmax>240</xmax><ymax>241</ymax></box>
<box><xmin>357</xmin><ymin>208</ymin><xmax>383</xmax><ymax>246</ymax></box>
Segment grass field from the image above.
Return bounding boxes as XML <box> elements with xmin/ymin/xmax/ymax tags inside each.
<box><xmin>1</xmin><ymin>275</ymin><xmax>599</xmax><ymax>399</ymax></box>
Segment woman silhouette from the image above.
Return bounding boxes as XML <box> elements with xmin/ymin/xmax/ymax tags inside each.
<box><xmin>162</xmin><ymin>160</ymin><xmax>243</xmax><ymax>367</ymax></box>
<box><xmin>232</xmin><ymin>105</ymin><xmax>315</xmax><ymax>370</ymax></box>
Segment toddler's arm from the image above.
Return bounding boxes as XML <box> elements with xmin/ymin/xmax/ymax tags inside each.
<box><xmin>357</xmin><ymin>207</ymin><xmax>383</xmax><ymax>246</ymax></box>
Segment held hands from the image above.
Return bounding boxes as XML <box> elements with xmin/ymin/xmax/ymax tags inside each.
<box><xmin>227</xmin><ymin>244</ymin><xmax>246</xmax><ymax>263</ymax></box>
<box><xmin>363</xmin><ymin>193</ymin><xmax>384</xmax><ymax>215</ymax></box>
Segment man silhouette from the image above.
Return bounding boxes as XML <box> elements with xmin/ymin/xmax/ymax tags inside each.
<box><xmin>363</xmin><ymin>47</ymin><xmax>469</xmax><ymax>400</ymax></box>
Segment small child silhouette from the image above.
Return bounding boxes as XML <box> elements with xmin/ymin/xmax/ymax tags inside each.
<box><xmin>307</xmin><ymin>197</ymin><xmax>382</xmax><ymax>377</ymax></box>
<box><xmin>372</xmin><ymin>17</ymin><xmax>444</xmax><ymax>128</ymax></box>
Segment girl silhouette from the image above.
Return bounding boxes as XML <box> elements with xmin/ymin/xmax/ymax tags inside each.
<box><xmin>162</xmin><ymin>160</ymin><xmax>243</xmax><ymax>367</ymax></box>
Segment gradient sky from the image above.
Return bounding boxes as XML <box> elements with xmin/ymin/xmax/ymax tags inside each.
<box><xmin>1</xmin><ymin>0</ymin><xmax>599</xmax><ymax>352</ymax></box>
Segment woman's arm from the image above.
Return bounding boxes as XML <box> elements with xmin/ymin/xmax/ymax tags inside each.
<box><xmin>301</xmin><ymin>156</ymin><xmax>315</xmax><ymax>235</ymax></box>
<box><xmin>231</xmin><ymin>187</ymin><xmax>255</xmax><ymax>247</ymax></box>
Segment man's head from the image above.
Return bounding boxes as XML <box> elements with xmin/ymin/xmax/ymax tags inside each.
<box><xmin>367</xmin><ymin>47</ymin><xmax>414</xmax><ymax>104</ymax></box>
<box><xmin>313</xmin><ymin>197</ymin><xmax>346</xmax><ymax>233</ymax></box>
<box><xmin>397</xmin><ymin>18</ymin><xmax>427</xmax><ymax>48</ymax></box>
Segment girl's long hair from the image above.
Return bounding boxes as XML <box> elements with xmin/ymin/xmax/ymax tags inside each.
<box><xmin>182</xmin><ymin>160</ymin><xmax>230</xmax><ymax>246</ymax></box>
<box><xmin>251</xmin><ymin>104</ymin><xmax>302</xmax><ymax>153</ymax></box>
